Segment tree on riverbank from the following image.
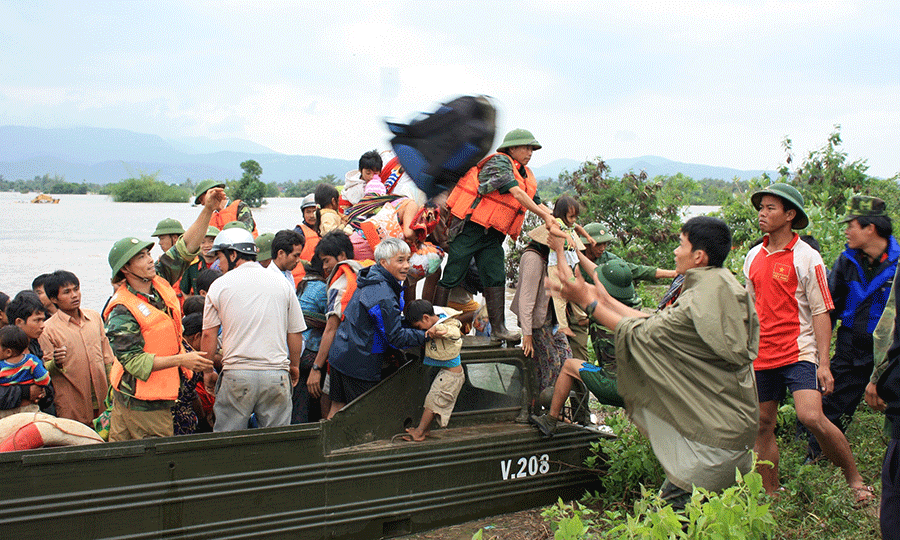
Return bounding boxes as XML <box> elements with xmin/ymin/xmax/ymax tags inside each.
<box><xmin>228</xmin><ymin>160</ymin><xmax>267</xmax><ymax>207</ymax></box>
<box><xmin>106</xmin><ymin>173</ymin><xmax>189</xmax><ymax>203</ymax></box>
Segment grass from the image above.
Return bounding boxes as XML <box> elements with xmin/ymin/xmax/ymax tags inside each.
<box><xmin>549</xmin><ymin>399</ymin><xmax>885</xmax><ymax>539</ymax></box>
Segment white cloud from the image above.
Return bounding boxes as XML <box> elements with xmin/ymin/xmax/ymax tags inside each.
<box><xmin>0</xmin><ymin>0</ymin><xmax>897</xmax><ymax>177</ymax></box>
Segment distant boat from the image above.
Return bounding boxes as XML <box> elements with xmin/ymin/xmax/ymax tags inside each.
<box><xmin>31</xmin><ymin>193</ymin><xmax>59</xmax><ymax>204</ymax></box>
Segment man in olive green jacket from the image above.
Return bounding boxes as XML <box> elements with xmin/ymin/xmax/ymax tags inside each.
<box><xmin>536</xmin><ymin>216</ymin><xmax>760</xmax><ymax>507</ymax></box>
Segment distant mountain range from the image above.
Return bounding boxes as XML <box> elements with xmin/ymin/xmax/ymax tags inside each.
<box><xmin>531</xmin><ymin>157</ymin><xmax>770</xmax><ymax>182</ymax></box>
<box><xmin>0</xmin><ymin>125</ymin><xmax>772</xmax><ymax>185</ymax></box>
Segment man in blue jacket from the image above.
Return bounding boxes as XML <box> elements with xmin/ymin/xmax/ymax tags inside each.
<box><xmin>327</xmin><ymin>237</ymin><xmax>444</xmax><ymax>418</ymax></box>
<box><xmin>808</xmin><ymin>195</ymin><xmax>899</xmax><ymax>460</ymax></box>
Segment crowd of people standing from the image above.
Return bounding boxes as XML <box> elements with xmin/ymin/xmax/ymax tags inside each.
<box><xmin>1</xmin><ymin>128</ymin><xmax>898</xmax><ymax>536</ymax></box>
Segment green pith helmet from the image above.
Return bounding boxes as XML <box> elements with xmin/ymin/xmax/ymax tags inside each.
<box><xmin>206</xmin><ymin>226</ymin><xmax>220</xmax><ymax>238</ymax></box>
<box><xmin>595</xmin><ymin>259</ymin><xmax>635</xmax><ymax>303</ymax></box>
<box><xmin>222</xmin><ymin>220</ymin><xmax>251</xmax><ymax>232</ymax></box>
<box><xmin>751</xmin><ymin>183</ymin><xmax>809</xmax><ymax>230</ymax></box>
<box><xmin>109</xmin><ymin>237</ymin><xmax>155</xmax><ymax>279</ymax></box>
<box><xmin>496</xmin><ymin>128</ymin><xmax>542</xmax><ymax>151</ymax></box>
<box><xmin>151</xmin><ymin>218</ymin><xmax>185</xmax><ymax>237</ymax></box>
<box><xmin>194</xmin><ymin>179</ymin><xmax>226</xmax><ymax>205</ymax></box>
<box><xmin>580</xmin><ymin>222</ymin><xmax>615</xmax><ymax>245</ymax></box>
<box><xmin>255</xmin><ymin>232</ymin><xmax>275</xmax><ymax>262</ymax></box>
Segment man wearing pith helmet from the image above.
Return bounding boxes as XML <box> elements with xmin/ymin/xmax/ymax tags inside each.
<box><xmin>102</xmin><ymin>188</ymin><xmax>223</xmax><ymax>441</ymax></box>
<box><xmin>151</xmin><ymin>218</ymin><xmax>185</xmax><ymax>253</ymax></box>
<box><xmin>436</xmin><ymin>128</ymin><xmax>559</xmax><ymax>344</ymax></box>
<box><xmin>803</xmin><ymin>195</ymin><xmax>899</xmax><ymax>461</ymax></box>
<box><xmin>194</xmin><ymin>179</ymin><xmax>258</xmax><ymax>238</ymax></box>
<box><xmin>744</xmin><ymin>183</ymin><xmax>873</xmax><ymax>503</ymax></box>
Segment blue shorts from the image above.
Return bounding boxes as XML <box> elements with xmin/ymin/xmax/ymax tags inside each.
<box><xmin>755</xmin><ymin>361</ymin><xmax>818</xmax><ymax>403</ymax></box>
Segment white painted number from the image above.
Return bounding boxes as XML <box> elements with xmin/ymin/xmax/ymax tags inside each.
<box><xmin>500</xmin><ymin>454</ymin><xmax>550</xmax><ymax>480</ymax></box>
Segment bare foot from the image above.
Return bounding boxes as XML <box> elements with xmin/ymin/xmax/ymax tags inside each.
<box><xmin>402</xmin><ymin>426</ymin><xmax>427</xmax><ymax>442</ymax></box>
<box><xmin>559</xmin><ymin>327</ymin><xmax>576</xmax><ymax>338</ymax></box>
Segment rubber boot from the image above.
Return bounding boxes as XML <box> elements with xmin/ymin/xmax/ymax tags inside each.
<box><xmin>484</xmin><ymin>286</ymin><xmax>521</xmax><ymax>344</ymax></box>
<box><xmin>432</xmin><ymin>285</ymin><xmax>451</xmax><ymax>308</ymax></box>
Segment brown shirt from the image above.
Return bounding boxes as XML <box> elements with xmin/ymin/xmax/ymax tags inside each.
<box><xmin>38</xmin><ymin>308</ymin><xmax>114</xmax><ymax>425</ymax></box>
<box><xmin>510</xmin><ymin>248</ymin><xmax>550</xmax><ymax>336</ymax></box>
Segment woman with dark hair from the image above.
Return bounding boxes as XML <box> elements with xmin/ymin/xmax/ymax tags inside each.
<box><xmin>510</xmin><ymin>225</ymin><xmax>572</xmax><ymax>394</ymax></box>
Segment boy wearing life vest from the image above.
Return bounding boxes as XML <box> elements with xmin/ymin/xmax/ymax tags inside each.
<box><xmin>292</xmin><ymin>194</ymin><xmax>321</xmax><ymax>286</ymax></box>
<box><xmin>104</xmin><ymin>188</ymin><xmax>222</xmax><ymax>441</ymax></box>
<box><xmin>434</xmin><ymin>129</ymin><xmax>559</xmax><ymax>344</ymax></box>
<box><xmin>306</xmin><ymin>231</ymin><xmax>364</xmax><ymax>412</ymax></box>
<box><xmin>194</xmin><ymin>179</ymin><xmax>259</xmax><ymax>238</ymax></box>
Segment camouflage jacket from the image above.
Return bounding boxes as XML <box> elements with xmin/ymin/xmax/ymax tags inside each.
<box><xmin>105</xmin><ymin>237</ymin><xmax>198</xmax><ymax>411</ymax></box>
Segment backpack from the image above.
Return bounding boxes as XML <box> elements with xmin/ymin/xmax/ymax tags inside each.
<box><xmin>386</xmin><ymin>95</ymin><xmax>496</xmax><ymax>199</ymax></box>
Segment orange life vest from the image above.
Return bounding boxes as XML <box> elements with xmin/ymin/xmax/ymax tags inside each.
<box><xmin>291</xmin><ymin>222</ymin><xmax>320</xmax><ymax>287</ymax></box>
<box><xmin>103</xmin><ymin>277</ymin><xmax>185</xmax><ymax>402</ymax></box>
<box><xmin>446</xmin><ymin>153</ymin><xmax>537</xmax><ymax>240</ymax></box>
<box><xmin>329</xmin><ymin>260</ymin><xmax>375</xmax><ymax>320</ymax></box>
<box><xmin>210</xmin><ymin>199</ymin><xmax>259</xmax><ymax>238</ymax></box>
<box><xmin>298</xmin><ymin>222</ymin><xmax>320</xmax><ymax>261</ymax></box>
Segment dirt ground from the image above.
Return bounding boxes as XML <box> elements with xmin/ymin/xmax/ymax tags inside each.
<box><xmin>401</xmin><ymin>508</ymin><xmax>552</xmax><ymax>540</ymax></box>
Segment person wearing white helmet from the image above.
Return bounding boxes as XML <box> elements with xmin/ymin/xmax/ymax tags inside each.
<box><xmin>200</xmin><ymin>228</ymin><xmax>306</xmax><ymax>432</ymax></box>
<box><xmin>291</xmin><ymin>194</ymin><xmax>320</xmax><ymax>285</ymax></box>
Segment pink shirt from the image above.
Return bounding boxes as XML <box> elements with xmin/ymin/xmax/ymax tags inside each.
<box><xmin>38</xmin><ymin>309</ymin><xmax>114</xmax><ymax>425</ymax></box>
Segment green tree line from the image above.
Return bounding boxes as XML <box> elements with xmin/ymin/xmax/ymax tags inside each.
<box><xmin>507</xmin><ymin>126</ymin><xmax>900</xmax><ymax>289</ymax></box>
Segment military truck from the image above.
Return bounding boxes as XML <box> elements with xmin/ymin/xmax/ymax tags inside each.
<box><xmin>0</xmin><ymin>343</ymin><xmax>608</xmax><ymax>539</ymax></box>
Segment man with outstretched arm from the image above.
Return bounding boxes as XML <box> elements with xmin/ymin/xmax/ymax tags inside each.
<box><xmin>537</xmin><ymin>216</ymin><xmax>759</xmax><ymax>508</ymax></box>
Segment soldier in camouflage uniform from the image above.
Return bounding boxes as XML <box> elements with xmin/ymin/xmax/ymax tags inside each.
<box><xmin>576</xmin><ymin>224</ymin><xmax>676</xmax><ymax>371</ymax></box>
<box><xmin>104</xmin><ymin>188</ymin><xmax>224</xmax><ymax>441</ymax></box>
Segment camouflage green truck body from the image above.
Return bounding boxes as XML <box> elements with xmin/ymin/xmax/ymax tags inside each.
<box><xmin>0</xmin><ymin>345</ymin><xmax>605</xmax><ymax>539</ymax></box>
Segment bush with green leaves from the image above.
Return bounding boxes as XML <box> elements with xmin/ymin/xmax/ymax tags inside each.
<box><xmin>560</xmin><ymin>160</ymin><xmax>691</xmax><ymax>270</ymax></box>
<box><xmin>590</xmin><ymin>410</ymin><xmax>665</xmax><ymax>505</ymax></box>
<box><xmin>533</xmin><ymin>459</ymin><xmax>775</xmax><ymax>540</ymax></box>
<box><xmin>107</xmin><ymin>172</ymin><xmax>189</xmax><ymax>203</ymax></box>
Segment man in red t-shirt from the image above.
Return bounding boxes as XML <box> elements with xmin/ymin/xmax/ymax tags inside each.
<box><xmin>744</xmin><ymin>184</ymin><xmax>872</xmax><ymax>503</ymax></box>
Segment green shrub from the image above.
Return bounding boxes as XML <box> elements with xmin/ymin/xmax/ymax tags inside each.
<box><xmin>590</xmin><ymin>410</ymin><xmax>665</xmax><ymax>505</ymax></box>
<box><xmin>107</xmin><ymin>173</ymin><xmax>189</xmax><ymax>203</ymax></box>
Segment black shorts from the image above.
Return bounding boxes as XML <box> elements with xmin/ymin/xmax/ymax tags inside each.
<box><xmin>328</xmin><ymin>369</ymin><xmax>378</xmax><ymax>405</ymax></box>
<box><xmin>755</xmin><ymin>361</ymin><xmax>818</xmax><ymax>403</ymax></box>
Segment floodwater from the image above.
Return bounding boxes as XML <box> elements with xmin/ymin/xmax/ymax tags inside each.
<box><xmin>0</xmin><ymin>192</ymin><xmax>719</xmax><ymax>315</ymax></box>
<box><xmin>0</xmin><ymin>192</ymin><xmax>310</xmax><ymax>312</ymax></box>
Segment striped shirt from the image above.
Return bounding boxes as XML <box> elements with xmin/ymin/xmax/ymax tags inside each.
<box><xmin>0</xmin><ymin>353</ymin><xmax>50</xmax><ymax>386</ymax></box>
<box><xmin>744</xmin><ymin>234</ymin><xmax>834</xmax><ymax>370</ymax></box>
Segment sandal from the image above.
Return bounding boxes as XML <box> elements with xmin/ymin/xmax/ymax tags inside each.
<box><xmin>852</xmin><ymin>485</ymin><xmax>875</xmax><ymax>508</ymax></box>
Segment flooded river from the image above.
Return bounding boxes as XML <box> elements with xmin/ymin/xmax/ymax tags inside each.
<box><xmin>0</xmin><ymin>192</ymin><xmax>717</xmax><ymax>316</ymax></box>
<box><xmin>0</xmin><ymin>192</ymin><xmax>310</xmax><ymax>311</ymax></box>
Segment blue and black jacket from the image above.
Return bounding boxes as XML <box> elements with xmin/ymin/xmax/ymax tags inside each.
<box><xmin>328</xmin><ymin>264</ymin><xmax>426</xmax><ymax>381</ymax></box>
<box><xmin>830</xmin><ymin>235</ymin><xmax>900</xmax><ymax>365</ymax></box>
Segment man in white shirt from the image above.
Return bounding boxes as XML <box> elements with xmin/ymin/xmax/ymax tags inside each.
<box><xmin>268</xmin><ymin>229</ymin><xmax>305</xmax><ymax>285</ymax></box>
<box><xmin>201</xmin><ymin>228</ymin><xmax>306</xmax><ymax>432</ymax></box>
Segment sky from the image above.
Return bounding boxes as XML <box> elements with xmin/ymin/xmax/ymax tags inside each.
<box><xmin>0</xmin><ymin>0</ymin><xmax>897</xmax><ymax>178</ymax></box>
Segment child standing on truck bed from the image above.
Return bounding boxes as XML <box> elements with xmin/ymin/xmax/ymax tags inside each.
<box><xmin>403</xmin><ymin>300</ymin><xmax>464</xmax><ymax>442</ymax></box>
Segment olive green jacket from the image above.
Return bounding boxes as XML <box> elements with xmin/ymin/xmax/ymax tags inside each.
<box><xmin>615</xmin><ymin>266</ymin><xmax>760</xmax><ymax>450</ymax></box>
